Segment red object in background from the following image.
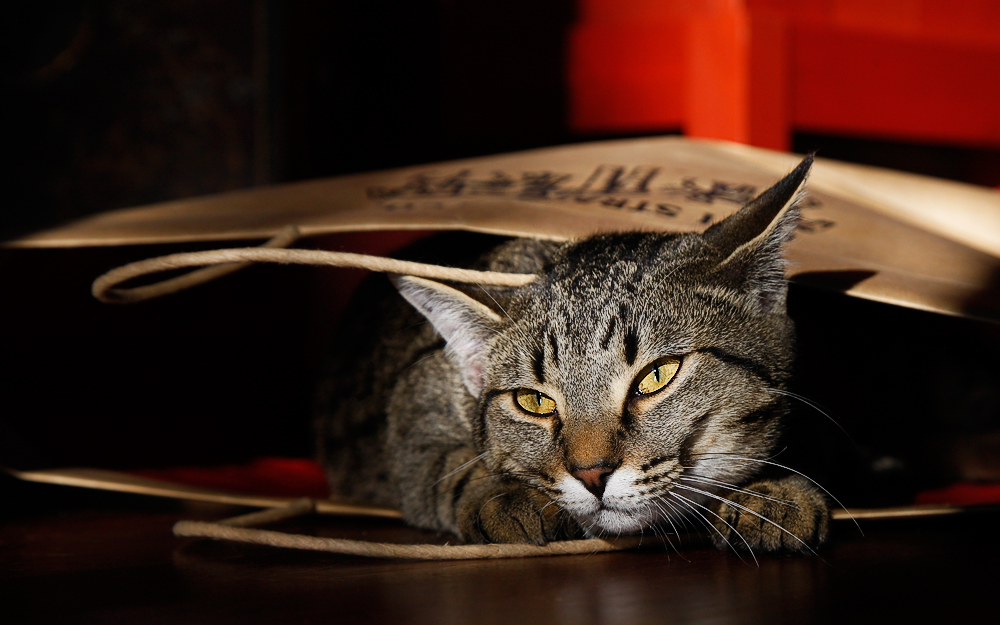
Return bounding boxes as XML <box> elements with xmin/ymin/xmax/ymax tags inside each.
<box><xmin>130</xmin><ymin>456</ymin><xmax>1000</xmax><ymax>509</ymax></box>
<box><xmin>915</xmin><ymin>482</ymin><xmax>1000</xmax><ymax>507</ymax></box>
<box><xmin>132</xmin><ymin>457</ymin><xmax>330</xmax><ymax>499</ymax></box>
<box><xmin>568</xmin><ymin>0</ymin><xmax>1000</xmax><ymax>151</ymax></box>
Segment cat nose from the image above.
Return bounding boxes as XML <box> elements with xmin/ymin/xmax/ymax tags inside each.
<box><xmin>570</xmin><ymin>462</ymin><xmax>618</xmax><ymax>499</ymax></box>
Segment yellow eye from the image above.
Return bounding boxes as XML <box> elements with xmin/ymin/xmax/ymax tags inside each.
<box><xmin>635</xmin><ymin>358</ymin><xmax>681</xmax><ymax>395</ymax></box>
<box><xmin>515</xmin><ymin>389</ymin><xmax>557</xmax><ymax>415</ymax></box>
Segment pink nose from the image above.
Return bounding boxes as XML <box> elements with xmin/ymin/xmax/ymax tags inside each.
<box><xmin>571</xmin><ymin>465</ymin><xmax>615</xmax><ymax>499</ymax></box>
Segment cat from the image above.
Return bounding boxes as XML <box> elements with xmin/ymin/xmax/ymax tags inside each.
<box><xmin>315</xmin><ymin>156</ymin><xmax>829</xmax><ymax>553</ymax></box>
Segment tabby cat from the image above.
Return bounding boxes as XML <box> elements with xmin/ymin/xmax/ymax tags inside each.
<box><xmin>316</xmin><ymin>156</ymin><xmax>829</xmax><ymax>552</ymax></box>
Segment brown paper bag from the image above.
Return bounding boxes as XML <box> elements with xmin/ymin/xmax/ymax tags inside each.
<box><xmin>10</xmin><ymin>136</ymin><xmax>1000</xmax><ymax>321</ymax></box>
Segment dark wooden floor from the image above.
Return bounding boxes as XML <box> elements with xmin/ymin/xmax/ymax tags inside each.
<box><xmin>3</xmin><ymin>478</ymin><xmax>997</xmax><ymax>625</ymax></box>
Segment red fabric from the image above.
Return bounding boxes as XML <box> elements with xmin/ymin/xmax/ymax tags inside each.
<box><xmin>131</xmin><ymin>457</ymin><xmax>330</xmax><ymax>499</ymax></box>
<box><xmin>131</xmin><ymin>456</ymin><xmax>1000</xmax><ymax>508</ymax></box>
<box><xmin>915</xmin><ymin>482</ymin><xmax>1000</xmax><ymax>507</ymax></box>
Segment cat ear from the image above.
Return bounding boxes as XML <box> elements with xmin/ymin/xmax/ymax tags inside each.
<box><xmin>391</xmin><ymin>275</ymin><xmax>503</xmax><ymax>396</ymax></box>
<box><xmin>702</xmin><ymin>155</ymin><xmax>812</xmax><ymax>313</ymax></box>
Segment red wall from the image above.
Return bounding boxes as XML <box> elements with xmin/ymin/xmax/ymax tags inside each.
<box><xmin>568</xmin><ymin>0</ymin><xmax>1000</xmax><ymax>151</ymax></box>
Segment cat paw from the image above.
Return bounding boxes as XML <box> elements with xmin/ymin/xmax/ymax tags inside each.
<box><xmin>708</xmin><ymin>475</ymin><xmax>829</xmax><ymax>553</ymax></box>
<box><xmin>457</xmin><ymin>485</ymin><xmax>570</xmax><ymax>545</ymax></box>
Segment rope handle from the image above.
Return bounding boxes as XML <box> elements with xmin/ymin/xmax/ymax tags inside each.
<box><xmin>92</xmin><ymin>226</ymin><xmax>538</xmax><ymax>304</ymax></box>
<box><xmin>172</xmin><ymin>498</ymin><xmax>649</xmax><ymax>561</ymax></box>
<box><xmin>170</xmin><ymin>499</ymin><xmax>963</xmax><ymax>561</ymax></box>
<box><xmin>95</xmin><ymin>227</ymin><xmax>619</xmax><ymax>560</ymax></box>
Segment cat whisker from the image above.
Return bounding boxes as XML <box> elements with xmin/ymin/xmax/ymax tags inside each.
<box><xmin>638</xmin><ymin>509</ymin><xmax>666</xmax><ymax>552</ymax></box>
<box><xmin>531</xmin><ymin>498</ymin><xmax>576</xmax><ymax>541</ymax></box>
<box><xmin>475</xmin><ymin>284</ymin><xmax>542</xmax><ymax>355</ymax></box>
<box><xmin>658</xmin><ymin>495</ymin><xmax>704</xmax><ymax>539</ymax></box>
<box><xmin>460</xmin><ymin>471</ymin><xmax>536</xmax><ymax>493</ymax></box>
<box><xmin>686</xmin><ymin>448</ymin><xmax>789</xmax><ymax>463</ymax></box>
<box><xmin>764</xmin><ymin>387</ymin><xmax>856</xmax><ymax>444</ymax></box>
<box><xmin>433</xmin><ymin>452</ymin><xmax>488</xmax><ymax>486</ymax></box>
<box><xmin>679</xmin><ymin>474</ymin><xmax>798</xmax><ymax>508</ymax></box>
<box><xmin>538</xmin><ymin>499</ymin><xmax>559</xmax><ymax>514</ymax></box>
<box><xmin>667</xmin><ymin>492</ymin><xmax>759</xmax><ymax>566</ymax></box>
<box><xmin>672</xmin><ymin>483</ymin><xmax>820</xmax><ymax>558</ymax></box>
<box><xmin>664</xmin><ymin>492</ymin><xmax>758</xmax><ymax>566</ymax></box>
<box><xmin>401</xmin><ymin>318</ymin><xmax>432</xmax><ymax>333</ymax></box>
<box><xmin>505</xmin><ymin>475</ymin><xmax>563</xmax><ymax>501</ymax></box>
<box><xmin>638</xmin><ymin>262</ymin><xmax>686</xmax><ymax>321</ymax></box>
<box><xmin>662</xmin><ymin>494</ymin><xmax>712</xmax><ymax>537</ymax></box>
<box><xmin>687</xmin><ymin>453</ymin><xmax>861</xmax><ymax>534</ymax></box>
<box><xmin>462</xmin><ymin>473</ymin><xmax>505</xmax><ymax>486</ymax></box>
<box><xmin>477</xmin><ymin>492</ymin><xmax>510</xmax><ymax>521</ymax></box>
<box><xmin>400</xmin><ymin>353</ymin><xmax>440</xmax><ymax>375</ymax></box>
<box><xmin>654</xmin><ymin>495</ymin><xmax>691</xmax><ymax>535</ymax></box>
<box><xmin>479</xmin><ymin>325</ymin><xmax>534</xmax><ymax>362</ymax></box>
<box><xmin>581</xmin><ymin>510</ymin><xmax>611</xmax><ymax>539</ymax></box>
<box><xmin>645</xmin><ymin>499</ymin><xmax>685</xmax><ymax>557</ymax></box>
<box><xmin>397</xmin><ymin>291</ymin><xmax>526</xmax><ymax>362</ymax></box>
<box><xmin>494</xmin><ymin>469</ymin><xmax>552</xmax><ymax>485</ymax></box>
<box><xmin>460</xmin><ymin>471</ymin><xmax>560</xmax><ymax>503</ymax></box>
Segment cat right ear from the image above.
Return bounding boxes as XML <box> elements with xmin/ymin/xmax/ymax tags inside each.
<box><xmin>702</xmin><ymin>155</ymin><xmax>812</xmax><ymax>313</ymax></box>
<box><xmin>391</xmin><ymin>275</ymin><xmax>503</xmax><ymax>396</ymax></box>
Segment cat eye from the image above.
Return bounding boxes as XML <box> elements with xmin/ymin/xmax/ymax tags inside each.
<box><xmin>515</xmin><ymin>388</ymin><xmax>557</xmax><ymax>416</ymax></box>
<box><xmin>634</xmin><ymin>358</ymin><xmax>681</xmax><ymax>396</ymax></box>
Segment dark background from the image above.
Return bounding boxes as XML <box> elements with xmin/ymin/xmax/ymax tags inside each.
<box><xmin>3</xmin><ymin>0</ymin><xmax>999</xmax><ymax>487</ymax></box>
<box><xmin>7</xmin><ymin>0</ymin><xmax>999</xmax><ymax>241</ymax></box>
<box><xmin>5</xmin><ymin>0</ymin><xmax>577</xmax><ymax>241</ymax></box>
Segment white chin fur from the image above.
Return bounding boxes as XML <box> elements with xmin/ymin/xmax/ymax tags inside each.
<box><xmin>557</xmin><ymin>471</ymin><xmax>657</xmax><ymax>535</ymax></box>
<box><xmin>587</xmin><ymin>508</ymin><xmax>649</xmax><ymax>534</ymax></box>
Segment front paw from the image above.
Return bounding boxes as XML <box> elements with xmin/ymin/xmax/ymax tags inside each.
<box><xmin>457</xmin><ymin>484</ymin><xmax>571</xmax><ymax>545</ymax></box>
<box><xmin>709</xmin><ymin>476</ymin><xmax>829</xmax><ymax>553</ymax></box>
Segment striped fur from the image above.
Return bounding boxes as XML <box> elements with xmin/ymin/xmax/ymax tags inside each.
<box><xmin>317</xmin><ymin>157</ymin><xmax>829</xmax><ymax>551</ymax></box>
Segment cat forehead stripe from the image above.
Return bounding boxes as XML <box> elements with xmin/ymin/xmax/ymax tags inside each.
<box><xmin>532</xmin><ymin>343</ymin><xmax>546</xmax><ymax>384</ymax></box>
<box><xmin>548</xmin><ymin>332</ymin><xmax>560</xmax><ymax>366</ymax></box>
<box><xmin>623</xmin><ymin>328</ymin><xmax>639</xmax><ymax>367</ymax></box>
<box><xmin>600</xmin><ymin>316</ymin><xmax>618</xmax><ymax>351</ymax></box>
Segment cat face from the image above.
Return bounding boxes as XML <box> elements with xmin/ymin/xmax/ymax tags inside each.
<box><xmin>478</xmin><ymin>233</ymin><xmax>795</xmax><ymax>534</ymax></box>
<box><xmin>395</xmin><ymin>157</ymin><xmax>811</xmax><ymax>536</ymax></box>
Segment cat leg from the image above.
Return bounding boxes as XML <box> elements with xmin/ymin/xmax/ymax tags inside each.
<box><xmin>392</xmin><ymin>442</ymin><xmax>573</xmax><ymax>545</ymax></box>
<box><xmin>452</xmin><ymin>471</ymin><xmax>573</xmax><ymax>545</ymax></box>
<box><xmin>707</xmin><ymin>475</ymin><xmax>829</xmax><ymax>553</ymax></box>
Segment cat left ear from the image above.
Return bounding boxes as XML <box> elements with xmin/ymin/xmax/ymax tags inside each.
<box><xmin>702</xmin><ymin>155</ymin><xmax>812</xmax><ymax>314</ymax></box>
<box><xmin>391</xmin><ymin>275</ymin><xmax>503</xmax><ymax>396</ymax></box>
